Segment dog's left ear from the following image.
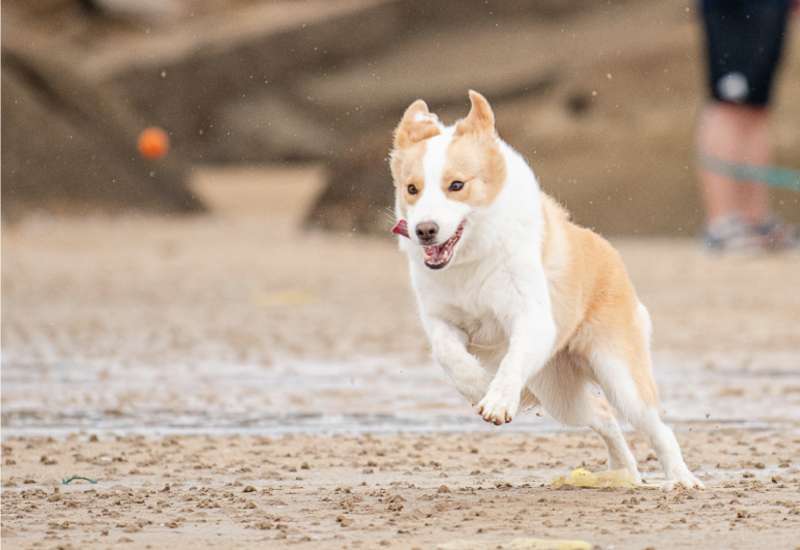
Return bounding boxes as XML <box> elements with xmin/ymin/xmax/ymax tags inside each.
<box><xmin>393</xmin><ymin>99</ymin><xmax>441</xmax><ymax>149</ymax></box>
<box><xmin>455</xmin><ymin>90</ymin><xmax>495</xmax><ymax>136</ymax></box>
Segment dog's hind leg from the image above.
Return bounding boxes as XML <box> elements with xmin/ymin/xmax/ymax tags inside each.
<box><xmin>584</xmin><ymin>303</ymin><xmax>703</xmax><ymax>490</ymax></box>
<box><xmin>531</xmin><ymin>353</ymin><xmax>640</xmax><ymax>482</ymax></box>
<box><xmin>587</xmin><ymin>395</ymin><xmax>640</xmax><ymax>478</ymax></box>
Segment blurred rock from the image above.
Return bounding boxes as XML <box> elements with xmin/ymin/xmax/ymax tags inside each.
<box><xmin>296</xmin><ymin>22</ymin><xmax>560</xmax><ymax>119</ymax></box>
<box><xmin>215</xmin><ymin>92</ymin><xmax>336</xmax><ymax>163</ymax></box>
<box><xmin>86</xmin><ymin>0</ymin><xmax>185</xmax><ymax>23</ymax></box>
<box><xmin>305</xmin><ymin>129</ymin><xmax>394</xmax><ymax>234</ymax></box>
<box><xmin>95</xmin><ymin>0</ymin><xmax>407</xmax><ymax>163</ymax></box>
<box><xmin>1</xmin><ymin>40</ymin><xmax>204</xmax><ymax>220</ymax></box>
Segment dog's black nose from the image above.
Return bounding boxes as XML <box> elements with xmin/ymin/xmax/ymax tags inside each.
<box><xmin>415</xmin><ymin>221</ymin><xmax>439</xmax><ymax>244</ymax></box>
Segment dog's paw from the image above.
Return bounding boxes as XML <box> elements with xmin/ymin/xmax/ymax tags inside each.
<box><xmin>476</xmin><ymin>381</ymin><xmax>520</xmax><ymax>426</ymax></box>
<box><xmin>661</xmin><ymin>467</ymin><xmax>704</xmax><ymax>491</ymax></box>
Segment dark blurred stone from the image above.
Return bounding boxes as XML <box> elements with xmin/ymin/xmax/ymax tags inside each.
<box><xmin>1</xmin><ymin>45</ymin><xmax>204</xmax><ymax>220</ymax></box>
<box><xmin>102</xmin><ymin>0</ymin><xmax>408</xmax><ymax>163</ymax></box>
<box><xmin>305</xmin><ymin>129</ymin><xmax>394</xmax><ymax>234</ymax></box>
<box><xmin>564</xmin><ymin>91</ymin><xmax>592</xmax><ymax>117</ymax></box>
<box><xmin>213</xmin><ymin>91</ymin><xmax>336</xmax><ymax>163</ymax></box>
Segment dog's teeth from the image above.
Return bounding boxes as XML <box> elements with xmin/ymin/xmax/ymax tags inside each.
<box><xmin>420</xmin><ymin>222</ymin><xmax>465</xmax><ymax>268</ymax></box>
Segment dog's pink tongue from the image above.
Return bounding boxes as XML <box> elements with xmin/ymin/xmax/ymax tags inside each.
<box><xmin>424</xmin><ymin>244</ymin><xmax>445</xmax><ymax>263</ymax></box>
<box><xmin>392</xmin><ymin>219</ymin><xmax>410</xmax><ymax>239</ymax></box>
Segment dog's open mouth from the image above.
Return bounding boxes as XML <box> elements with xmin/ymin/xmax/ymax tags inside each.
<box><xmin>423</xmin><ymin>222</ymin><xmax>465</xmax><ymax>270</ymax></box>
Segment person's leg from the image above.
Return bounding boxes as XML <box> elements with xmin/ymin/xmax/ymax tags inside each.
<box><xmin>696</xmin><ymin>103</ymin><xmax>770</xmax><ymax>225</ymax></box>
<box><xmin>725</xmin><ymin>0</ymin><xmax>790</xmax><ymax>226</ymax></box>
<box><xmin>735</xmin><ymin>109</ymin><xmax>771</xmax><ymax>224</ymax></box>
<box><xmin>697</xmin><ymin>0</ymin><xmax>791</xmax><ymax>247</ymax></box>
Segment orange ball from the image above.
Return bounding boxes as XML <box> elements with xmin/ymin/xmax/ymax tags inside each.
<box><xmin>137</xmin><ymin>127</ymin><xmax>170</xmax><ymax>159</ymax></box>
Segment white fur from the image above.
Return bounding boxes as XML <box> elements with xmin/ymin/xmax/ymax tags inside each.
<box><xmin>411</xmin><ymin>129</ymin><xmax>469</xmax><ymax>245</ymax></box>
<box><xmin>400</xmin><ymin>128</ymin><xmax>556</xmax><ymax>425</ymax></box>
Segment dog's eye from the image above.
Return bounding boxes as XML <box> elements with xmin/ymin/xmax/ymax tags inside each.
<box><xmin>407</xmin><ymin>184</ymin><xmax>418</xmax><ymax>195</ymax></box>
<box><xmin>448</xmin><ymin>180</ymin><xmax>465</xmax><ymax>192</ymax></box>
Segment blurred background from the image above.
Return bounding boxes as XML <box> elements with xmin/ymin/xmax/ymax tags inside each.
<box><xmin>2</xmin><ymin>0</ymin><xmax>799</xmax><ymax>434</ymax></box>
<box><xmin>4</xmin><ymin>0</ymin><xmax>799</xmax><ymax>230</ymax></box>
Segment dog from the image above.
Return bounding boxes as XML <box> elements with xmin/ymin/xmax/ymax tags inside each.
<box><xmin>389</xmin><ymin>91</ymin><xmax>703</xmax><ymax>490</ymax></box>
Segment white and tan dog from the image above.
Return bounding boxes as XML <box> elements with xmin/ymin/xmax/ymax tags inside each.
<box><xmin>390</xmin><ymin>91</ymin><xmax>702</xmax><ymax>490</ymax></box>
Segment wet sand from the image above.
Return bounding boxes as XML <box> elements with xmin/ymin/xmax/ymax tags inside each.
<box><xmin>2</xmin><ymin>167</ymin><xmax>800</xmax><ymax>548</ymax></box>
<box><xmin>3</xmin><ymin>429</ymin><xmax>799</xmax><ymax>549</ymax></box>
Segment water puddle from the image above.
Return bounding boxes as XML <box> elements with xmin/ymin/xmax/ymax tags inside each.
<box><xmin>2</xmin><ymin>351</ymin><xmax>798</xmax><ymax>437</ymax></box>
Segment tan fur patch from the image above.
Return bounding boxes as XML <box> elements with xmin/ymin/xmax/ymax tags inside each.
<box><xmin>455</xmin><ymin>90</ymin><xmax>496</xmax><ymax>137</ymax></box>
<box><xmin>442</xmin><ymin>90</ymin><xmax>506</xmax><ymax>207</ymax></box>
<box><xmin>540</xmin><ymin>193</ymin><xmax>659</xmax><ymax>406</ymax></box>
<box><xmin>393</xmin><ymin>99</ymin><xmax>441</xmax><ymax>150</ymax></box>
<box><xmin>390</xmin><ymin>99</ymin><xmax>443</xmax><ymax>210</ymax></box>
<box><xmin>390</xmin><ymin>141</ymin><xmax>427</xmax><ymax>208</ymax></box>
<box><xmin>441</xmin><ymin>134</ymin><xmax>506</xmax><ymax>207</ymax></box>
<box><xmin>390</xmin><ymin>91</ymin><xmax>507</xmax><ymax>211</ymax></box>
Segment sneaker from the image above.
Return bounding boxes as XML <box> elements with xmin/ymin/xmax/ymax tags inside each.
<box><xmin>703</xmin><ymin>215</ymin><xmax>761</xmax><ymax>253</ymax></box>
<box><xmin>751</xmin><ymin>216</ymin><xmax>800</xmax><ymax>251</ymax></box>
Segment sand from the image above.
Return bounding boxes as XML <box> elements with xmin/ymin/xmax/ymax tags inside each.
<box><xmin>2</xmin><ymin>167</ymin><xmax>800</xmax><ymax>549</ymax></box>
<box><xmin>3</xmin><ymin>429</ymin><xmax>799</xmax><ymax>549</ymax></box>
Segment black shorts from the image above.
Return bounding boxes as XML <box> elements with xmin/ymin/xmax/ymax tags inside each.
<box><xmin>700</xmin><ymin>0</ymin><xmax>792</xmax><ymax>107</ymax></box>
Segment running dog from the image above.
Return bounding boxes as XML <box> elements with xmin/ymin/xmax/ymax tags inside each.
<box><xmin>389</xmin><ymin>91</ymin><xmax>703</xmax><ymax>490</ymax></box>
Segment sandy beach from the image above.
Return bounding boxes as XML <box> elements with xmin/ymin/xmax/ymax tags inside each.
<box><xmin>2</xmin><ymin>168</ymin><xmax>799</xmax><ymax>549</ymax></box>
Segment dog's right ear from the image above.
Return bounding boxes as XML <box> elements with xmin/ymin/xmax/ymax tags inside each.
<box><xmin>393</xmin><ymin>99</ymin><xmax>441</xmax><ymax>149</ymax></box>
<box><xmin>455</xmin><ymin>90</ymin><xmax>495</xmax><ymax>137</ymax></box>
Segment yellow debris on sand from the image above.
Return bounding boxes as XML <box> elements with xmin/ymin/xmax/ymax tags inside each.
<box><xmin>550</xmin><ymin>467</ymin><xmax>637</xmax><ymax>489</ymax></box>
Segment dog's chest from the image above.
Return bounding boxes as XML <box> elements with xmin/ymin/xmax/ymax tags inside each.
<box><xmin>415</xmin><ymin>266</ymin><xmax>510</xmax><ymax>347</ymax></box>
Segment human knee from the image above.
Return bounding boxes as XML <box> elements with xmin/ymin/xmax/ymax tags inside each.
<box><xmin>710</xmin><ymin>102</ymin><xmax>769</xmax><ymax>129</ymax></box>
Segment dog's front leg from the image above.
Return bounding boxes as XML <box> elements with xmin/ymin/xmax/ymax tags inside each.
<box><xmin>425</xmin><ymin>317</ymin><xmax>493</xmax><ymax>406</ymax></box>
<box><xmin>477</xmin><ymin>311</ymin><xmax>556</xmax><ymax>425</ymax></box>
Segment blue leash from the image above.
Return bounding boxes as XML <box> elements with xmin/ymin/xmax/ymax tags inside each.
<box><xmin>700</xmin><ymin>155</ymin><xmax>800</xmax><ymax>192</ymax></box>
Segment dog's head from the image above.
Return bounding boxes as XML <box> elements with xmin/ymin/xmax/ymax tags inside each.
<box><xmin>389</xmin><ymin>91</ymin><xmax>507</xmax><ymax>271</ymax></box>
